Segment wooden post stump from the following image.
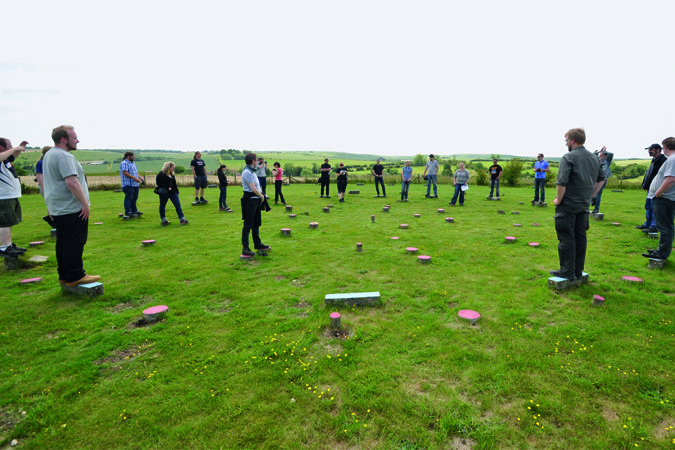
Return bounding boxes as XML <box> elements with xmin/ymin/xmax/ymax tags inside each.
<box><xmin>445</xmin><ymin>217</ymin><xmax>454</xmax><ymax>223</ymax></box>
<box><xmin>356</xmin><ymin>243</ymin><xmax>363</xmax><ymax>252</ymax></box>
<box><xmin>330</xmin><ymin>312</ymin><xmax>341</xmax><ymax>328</ymax></box>
<box><xmin>458</xmin><ymin>309</ymin><xmax>481</xmax><ymax>326</ymax></box>
<box><xmin>281</xmin><ymin>228</ymin><xmax>291</xmax><ymax>237</ymax></box>
<box><xmin>505</xmin><ymin>236</ymin><xmax>516</xmax><ymax>243</ymax></box>
<box><xmin>143</xmin><ymin>305</ymin><xmax>169</xmax><ymax>322</ymax></box>
<box><xmin>309</xmin><ymin>222</ymin><xmax>319</xmax><ymax>229</ymax></box>
<box><xmin>592</xmin><ymin>295</ymin><xmax>605</xmax><ymax>307</ymax></box>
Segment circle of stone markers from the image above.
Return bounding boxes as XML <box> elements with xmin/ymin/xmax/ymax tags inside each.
<box><xmin>417</xmin><ymin>255</ymin><xmax>431</xmax><ymax>264</ymax></box>
<box><xmin>281</xmin><ymin>228</ymin><xmax>291</xmax><ymax>237</ymax></box>
<box><xmin>142</xmin><ymin>240</ymin><xmax>156</xmax><ymax>247</ymax></box>
<box><xmin>20</xmin><ymin>277</ymin><xmax>42</xmax><ymax>285</ymax></box>
<box><xmin>505</xmin><ymin>236</ymin><xmax>516</xmax><ymax>243</ymax></box>
<box><xmin>622</xmin><ymin>276</ymin><xmax>643</xmax><ymax>284</ymax></box>
<box><xmin>592</xmin><ymin>295</ymin><xmax>605</xmax><ymax>306</ymax></box>
<box><xmin>458</xmin><ymin>309</ymin><xmax>481</xmax><ymax>325</ymax></box>
<box><xmin>406</xmin><ymin>247</ymin><xmax>418</xmax><ymax>254</ymax></box>
<box><xmin>143</xmin><ymin>305</ymin><xmax>168</xmax><ymax>322</ymax></box>
<box><xmin>528</xmin><ymin>242</ymin><xmax>539</xmax><ymax>247</ymax></box>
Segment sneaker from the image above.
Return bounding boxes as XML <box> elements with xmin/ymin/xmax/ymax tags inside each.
<box><xmin>642</xmin><ymin>251</ymin><xmax>666</xmax><ymax>259</ymax></box>
<box><xmin>225</xmin><ymin>208</ymin><xmax>233</xmax><ymax>212</ymax></box>
<box><xmin>65</xmin><ymin>274</ymin><xmax>101</xmax><ymax>287</ymax></box>
<box><xmin>0</xmin><ymin>246</ymin><xmax>21</xmax><ymax>256</ymax></box>
<box><xmin>643</xmin><ymin>227</ymin><xmax>658</xmax><ymax>234</ymax></box>
<box><xmin>635</xmin><ymin>224</ymin><xmax>649</xmax><ymax>229</ymax></box>
<box><xmin>425</xmin><ymin>194</ymin><xmax>430</xmax><ymax>198</ymax></box>
<box><xmin>133</xmin><ymin>211</ymin><xmax>144</xmax><ymax>216</ymax></box>
<box><xmin>255</xmin><ymin>243</ymin><xmax>271</xmax><ymax>250</ymax></box>
<box><xmin>257</xmin><ymin>250</ymin><xmax>268</xmax><ymax>257</ymax></box>
<box><xmin>161</xmin><ymin>218</ymin><xmax>170</xmax><ymax>226</ymax></box>
<box><xmin>242</xmin><ymin>248</ymin><xmax>255</xmax><ymax>256</ymax></box>
<box><xmin>200</xmin><ymin>198</ymin><xmax>208</xmax><ymax>204</ymax></box>
<box><xmin>10</xmin><ymin>243</ymin><xmax>27</xmax><ymax>252</ymax></box>
<box><xmin>180</xmin><ymin>219</ymin><xmax>189</xmax><ymax>225</ymax></box>
<box><xmin>549</xmin><ymin>269</ymin><xmax>575</xmax><ymax>280</ymax></box>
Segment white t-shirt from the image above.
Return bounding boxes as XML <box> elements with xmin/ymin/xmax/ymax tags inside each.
<box><xmin>648</xmin><ymin>155</ymin><xmax>675</xmax><ymax>201</ymax></box>
<box><xmin>0</xmin><ymin>158</ymin><xmax>21</xmax><ymax>199</ymax></box>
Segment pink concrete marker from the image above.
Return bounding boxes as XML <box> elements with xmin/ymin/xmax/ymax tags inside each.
<box><xmin>417</xmin><ymin>255</ymin><xmax>431</xmax><ymax>264</ymax></box>
<box><xmin>118</xmin><ymin>213</ymin><xmax>124</xmax><ymax>217</ymax></box>
<box><xmin>143</xmin><ymin>305</ymin><xmax>168</xmax><ymax>322</ymax></box>
<box><xmin>240</xmin><ymin>254</ymin><xmax>254</xmax><ymax>261</ymax></box>
<box><xmin>142</xmin><ymin>240</ymin><xmax>156</xmax><ymax>247</ymax></box>
<box><xmin>20</xmin><ymin>277</ymin><xmax>42</xmax><ymax>285</ymax></box>
<box><xmin>400</xmin><ymin>224</ymin><xmax>409</xmax><ymax>229</ymax></box>
<box><xmin>323</xmin><ymin>207</ymin><xmax>330</xmax><ymax>213</ymax></box>
<box><xmin>309</xmin><ymin>222</ymin><xmax>319</xmax><ymax>229</ymax></box>
<box><xmin>505</xmin><ymin>236</ymin><xmax>516</xmax><ymax>243</ymax></box>
<box><xmin>330</xmin><ymin>312</ymin><xmax>341</xmax><ymax>328</ymax></box>
<box><xmin>94</xmin><ymin>222</ymin><xmax>104</xmax><ymax>225</ymax></box>
<box><xmin>414</xmin><ymin>214</ymin><xmax>421</xmax><ymax>218</ymax></box>
<box><xmin>532</xmin><ymin>223</ymin><xmax>541</xmax><ymax>226</ymax></box>
<box><xmin>458</xmin><ymin>309</ymin><xmax>481</xmax><ymax>325</ymax></box>
<box><xmin>356</xmin><ymin>243</ymin><xmax>363</xmax><ymax>252</ymax></box>
<box><xmin>281</xmin><ymin>228</ymin><xmax>291</xmax><ymax>237</ymax></box>
<box><xmin>622</xmin><ymin>276</ymin><xmax>643</xmax><ymax>284</ymax></box>
<box><xmin>406</xmin><ymin>247</ymin><xmax>418</xmax><ymax>254</ymax></box>
<box><xmin>528</xmin><ymin>242</ymin><xmax>539</xmax><ymax>247</ymax></box>
<box><xmin>445</xmin><ymin>217</ymin><xmax>454</xmax><ymax>223</ymax></box>
<box><xmin>437</xmin><ymin>209</ymin><xmax>444</xmax><ymax>213</ymax></box>
<box><xmin>29</xmin><ymin>241</ymin><xmax>45</xmax><ymax>247</ymax></box>
<box><xmin>592</xmin><ymin>295</ymin><xmax>605</xmax><ymax>306</ymax></box>
<box><xmin>513</xmin><ymin>224</ymin><xmax>522</xmax><ymax>227</ymax></box>
<box><xmin>391</xmin><ymin>236</ymin><xmax>399</xmax><ymax>240</ymax></box>
<box><xmin>289</xmin><ymin>214</ymin><xmax>297</xmax><ymax>218</ymax></box>
<box><xmin>612</xmin><ymin>222</ymin><xmax>620</xmax><ymax>226</ymax></box>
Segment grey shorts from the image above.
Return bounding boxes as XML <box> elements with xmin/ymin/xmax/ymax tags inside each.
<box><xmin>194</xmin><ymin>176</ymin><xmax>208</xmax><ymax>189</ymax></box>
<box><xmin>0</xmin><ymin>198</ymin><xmax>22</xmax><ymax>227</ymax></box>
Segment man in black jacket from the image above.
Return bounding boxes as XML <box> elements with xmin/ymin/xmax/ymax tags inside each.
<box><xmin>637</xmin><ymin>144</ymin><xmax>667</xmax><ymax>233</ymax></box>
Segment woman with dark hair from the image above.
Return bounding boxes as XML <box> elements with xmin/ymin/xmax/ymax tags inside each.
<box><xmin>272</xmin><ymin>162</ymin><xmax>286</xmax><ymax>205</ymax></box>
<box><xmin>217</xmin><ymin>165</ymin><xmax>233</xmax><ymax>212</ymax></box>
<box><xmin>156</xmin><ymin>161</ymin><xmax>188</xmax><ymax>226</ymax></box>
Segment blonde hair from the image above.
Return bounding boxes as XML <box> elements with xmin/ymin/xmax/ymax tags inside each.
<box><xmin>162</xmin><ymin>161</ymin><xmax>175</xmax><ymax>174</ymax></box>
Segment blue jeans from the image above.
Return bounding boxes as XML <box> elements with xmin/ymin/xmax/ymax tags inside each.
<box><xmin>426</xmin><ymin>175</ymin><xmax>437</xmax><ymax>196</ymax></box>
<box><xmin>401</xmin><ymin>180</ymin><xmax>410</xmax><ymax>200</ymax></box>
<box><xmin>643</xmin><ymin>197</ymin><xmax>656</xmax><ymax>228</ymax></box>
<box><xmin>489</xmin><ymin>179</ymin><xmax>500</xmax><ymax>197</ymax></box>
<box><xmin>653</xmin><ymin>197</ymin><xmax>675</xmax><ymax>258</ymax></box>
<box><xmin>123</xmin><ymin>185</ymin><xmax>139</xmax><ymax>215</ymax></box>
<box><xmin>533</xmin><ymin>178</ymin><xmax>546</xmax><ymax>202</ymax></box>
<box><xmin>450</xmin><ymin>184</ymin><xmax>465</xmax><ymax>205</ymax></box>
<box><xmin>258</xmin><ymin>177</ymin><xmax>267</xmax><ymax>195</ymax></box>
<box><xmin>591</xmin><ymin>180</ymin><xmax>607</xmax><ymax>212</ymax></box>
<box><xmin>159</xmin><ymin>192</ymin><xmax>184</xmax><ymax>220</ymax></box>
<box><xmin>219</xmin><ymin>186</ymin><xmax>228</xmax><ymax>209</ymax></box>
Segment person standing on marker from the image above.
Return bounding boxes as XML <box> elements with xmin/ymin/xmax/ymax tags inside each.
<box><xmin>532</xmin><ymin>153</ymin><xmax>549</xmax><ymax>205</ymax></box>
<box><xmin>400</xmin><ymin>160</ymin><xmax>412</xmax><ymax>202</ymax></box>
<box><xmin>372</xmin><ymin>158</ymin><xmax>386</xmax><ymax>197</ymax></box>
<box><xmin>191</xmin><ymin>151</ymin><xmax>208</xmax><ymax>204</ymax></box>
<box><xmin>319</xmin><ymin>158</ymin><xmax>331</xmax><ymax>198</ymax></box>
<box><xmin>43</xmin><ymin>125</ymin><xmax>101</xmax><ymax>287</ymax></box>
<box><xmin>590</xmin><ymin>146</ymin><xmax>613</xmax><ymax>213</ymax></box>
<box><xmin>550</xmin><ymin>128</ymin><xmax>605</xmax><ymax>280</ymax></box>
<box><xmin>336</xmin><ymin>162</ymin><xmax>348</xmax><ymax>203</ymax></box>
<box><xmin>488</xmin><ymin>158</ymin><xmax>503</xmax><ymax>199</ymax></box>
<box><xmin>241</xmin><ymin>153</ymin><xmax>270</xmax><ymax>257</ymax></box>
<box><xmin>423</xmin><ymin>154</ymin><xmax>439</xmax><ymax>198</ymax></box>
<box><xmin>642</xmin><ymin>137</ymin><xmax>675</xmax><ymax>260</ymax></box>
<box><xmin>0</xmin><ymin>137</ymin><xmax>29</xmax><ymax>256</ymax></box>
<box><xmin>449</xmin><ymin>162</ymin><xmax>470</xmax><ymax>206</ymax></box>
<box><xmin>272</xmin><ymin>162</ymin><xmax>285</xmax><ymax>205</ymax></box>
<box><xmin>217</xmin><ymin>164</ymin><xmax>232</xmax><ymax>212</ymax></box>
<box><xmin>120</xmin><ymin>151</ymin><xmax>144</xmax><ymax>218</ymax></box>
<box><xmin>637</xmin><ymin>143</ymin><xmax>667</xmax><ymax>233</ymax></box>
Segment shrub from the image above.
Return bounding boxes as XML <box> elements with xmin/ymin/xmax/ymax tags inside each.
<box><xmin>502</xmin><ymin>158</ymin><xmax>525</xmax><ymax>186</ymax></box>
<box><xmin>174</xmin><ymin>166</ymin><xmax>186</xmax><ymax>174</ymax></box>
<box><xmin>474</xmin><ymin>169</ymin><xmax>488</xmax><ymax>186</ymax></box>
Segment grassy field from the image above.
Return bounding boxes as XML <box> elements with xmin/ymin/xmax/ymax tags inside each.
<box><xmin>1</xmin><ymin>184</ymin><xmax>674</xmax><ymax>449</ymax></box>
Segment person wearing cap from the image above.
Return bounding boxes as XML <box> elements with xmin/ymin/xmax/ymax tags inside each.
<box><xmin>488</xmin><ymin>159</ymin><xmax>503</xmax><ymax>199</ymax></box>
<box><xmin>637</xmin><ymin>143</ymin><xmax>667</xmax><ymax>233</ymax></box>
<box><xmin>532</xmin><ymin>153</ymin><xmax>549</xmax><ymax>205</ymax></box>
<box><xmin>590</xmin><ymin>146</ymin><xmax>613</xmax><ymax>213</ymax></box>
<box><xmin>319</xmin><ymin>158</ymin><xmax>331</xmax><ymax>198</ymax></box>
<box><xmin>423</xmin><ymin>154</ymin><xmax>439</xmax><ymax>198</ymax></box>
<box><xmin>643</xmin><ymin>137</ymin><xmax>675</xmax><ymax>260</ymax></box>
<box><xmin>549</xmin><ymin>128</ymin><xmax>605</xmax><ymax>281</ymax></box>
<box><xmin>372</xmin><ymin>158</ymin><xmax>386</xmax><ymax>197</ymax></box>
<box><xmin>255</xmin><ymin>156</ymin><xmax>268</xmax><ymax>197</ymax></box>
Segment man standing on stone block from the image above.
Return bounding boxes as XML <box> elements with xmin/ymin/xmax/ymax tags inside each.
<box><xmin>43</xmin><ymin>125</ymin><xmax>100</xmax><ymax>287</ymax></box>
<box><xmin>0</xmin><ymin>137</ymin><xmax>29</xmax><ymax>256</ymax></box>
<box><xmin>550</xmin><ymin>128</ymin><xmax>605</xmax><ymax>280</ymax></box>
<box><xmin>488</xmin><ymin>158</ymin><xmax>503</xmax><ymax>199</ymax></box>
<box><xmin>120</xmin><ymin>151</ymin><xmax>144</xmax><ymax>218</ymax></box>
<box><xmin>319</xmin><ymin>158</ymin><xmax>331</xmax><ymax>197</ymax></box>
<box><xmin>190</xmin><ymin>151</ymin><xmax>208</xmax><ymax>204</ymax></box>
<box><xmin>532</xmin><ymin>153</ymin><xmax>549</xmax><ymax>204</ymax></box>
<box><xmin>423</xmin><ymin>154</ymin><xmax>439</xmax><ymax>198</ymax></box>
<box><xmin>637</xmin><ymin>143</ymin><xmax>667</xmax><ymax>234</ymax></box>
<box><xmin>241</xmin><ymin>153</ymin><xmax>270</xmax><ymax>257</ymax></box>
<box><xmin>372</xmin><ymin>158</ymin><xmax>386</xmax><ymax>197</ymax></box>
<box><xmin>642</xmin><ymin>137</ymin><xmax>675</xmax><ymax>260</ymax></box>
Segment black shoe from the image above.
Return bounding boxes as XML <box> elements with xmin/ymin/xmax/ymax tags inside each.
<box><xmin>10</xmin><ymin>243</ymin><xmax>27</xmax><ymax>252</ymax></box>
<box><xmin>133</xmin><ymin>211</ymin><xmax>144</xmax><ymax>216</ymax></box>
<box><xmin>643</xmin><ymin>251</ymin><xmax>666</xmax><ymax>259</ymax></box>
<box><xmin>255</xmin><ymin>243</ymin><xmax>271</xmax><ymax>250</ymax></box>
<box><xmin>257</xmin><ymin>250</ymin><xmax>268</xmax><ymax>257</ymax></box>
<box><xmin>643</xmin><ymin>227</ymin><xmax>658</xmax><ymax>234</ymax></box>
<box><xmin>200</xmin><ymin>198</ymin><xmax>208</xmax><ymax>204</ymax></box>
<box><xmin>242</xmin><ymin>248</ymin><xmax>255</xmax><ymax>256</ymax></box>
<box><xmin>635</xmin><ymin>224</ymin><xmax>649</xmax><ymax>230</ymax></box>
<box><xmin>0</xmin><ymin>246</ymin><xmax>21</xmax><ymax>256</ymax></box>
<box><xmin>383</xmin><ymin>195</ymin><xmax>387</xmax><ymax>198</ymax></box>
<box><xmin>549</xmin><ymin>269</ymin><xmax>576</xmax><ymax>280</ymax></box>
<box><xmin>425</xmin><ymin>194</ymin><xmax>430</xmax><ymax>198</ymax></box>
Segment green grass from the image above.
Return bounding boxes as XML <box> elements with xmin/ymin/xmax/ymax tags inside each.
<box><xmin>1</xmin><ymin>185</ymin><xmax>674</xmax><ymax>449</ymax></box>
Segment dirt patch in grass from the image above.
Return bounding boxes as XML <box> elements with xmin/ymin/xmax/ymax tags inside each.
<box><xmin>601</xmin><ymin>407</ymin><xmax>619</xmax><ymax>422</ymax></box>
<box><xmin>275</xmin><ymin>275</ymin><xmax>285</xmax><ymax>281</ymax></box>
<box><xmin>447</xmin><ymin>302</ymin><xmax>459</xmax><ymax>308</ymax></box>
<box><xmin>323</xmin><ymin>326</ymin><xmax>351</xmax><ymax>340</ymax></box>
<box><xmin>448</xmin><ymin>437</ymin><xmax>476</xmax><ymax>449</ymax></box>
<box><xmin>0</xmin><ymin>406</ymin><xmax>23</xmax><ymax>434</ymax></box>
<box><xmin>292</xmin><ymin>301</ymin><xmax>311</xmax><ymax>309</ymax></box>
<box><xmin>107</xmin><ymin>301</ymin><xmax>134</xmax><ymax>313</ymax></box>
<box><xmin>207</xmin><ymin>307</ymin><xmax>232</xmax><ymax>315</ymax></box>
<box><xmin>653</xmin><ymin>418</ymin><xmax>674</xmax><ymax>439</ymax></box>
<box><xmin>94</xmin><ymin>348</ymin><xmax>143</xmax><ymax>372</ymax></box>
<box><xmin>126</xmin><ymin>317</ymin><xmax>163</xmax><ymax>329</ymax></box>
<box><xmin>43</xmin><ymin>330</ymin><xmax>65</xmax><ymax>340</ymax></box>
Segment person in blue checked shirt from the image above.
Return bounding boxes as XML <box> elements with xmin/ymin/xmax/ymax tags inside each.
<box><xmin>120</xmin><ymin>152</ymin><xmax>145</xmax><ymax>217</ymax></box>
<box><xmin>532</xmin><ymin>153</ymin><xmax>549</xmax><ymax>205</ymax></box>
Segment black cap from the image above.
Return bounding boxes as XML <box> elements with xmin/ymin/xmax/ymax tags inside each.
<box><xmin>646</xmin><ymin>144</ymin><xmax>662</xmax><ymax>150</ymax></box>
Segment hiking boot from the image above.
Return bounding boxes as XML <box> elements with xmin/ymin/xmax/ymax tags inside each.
<box><xmin>242</xmin><ymin>248</ymin><xmax>255</xmax><ymax>256</ymax></box>
<box><xmin>66</xmin><ymin>274</ymin><xmax>101</xmax><ymax>287</ymax></box>
<box><xmin>180</xmin><ymin>218</ymin><xmax>189</xmax><ymax>225</ymax></box>
<box><xmin>549</xmin><ymin>269</ymin><xmax>575</xmax><ymax>280</ymax></box>
<box><xmin>257</xmin><ymin>250</ymin><xmax>268</xmax><ymax>257</ymax></box>
<box><xmin>10</xmin><ymin>243</ymin><xmax>27</xmax><ymax>252</ymax></box>
<box><xmin>161</xmin><ymin>218</ymin><xmax>170</xmax><ymax>227</ymax></box>
<box><xmin>255</xmin><ymin>243</ymin><xmax>271</xmax><ymax>250</ymax></box>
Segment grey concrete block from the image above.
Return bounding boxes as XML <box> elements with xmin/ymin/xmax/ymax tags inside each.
<box><xmin>325</xmin><ymin>292</ymin><xmax>381</xmax><ymax>307</ymax></box>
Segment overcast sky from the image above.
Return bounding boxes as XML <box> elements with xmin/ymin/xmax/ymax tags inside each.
<box><xmin>2</xmin><ymin>0</ymin><xmax>672</xmax><ymax>159</ymax></box>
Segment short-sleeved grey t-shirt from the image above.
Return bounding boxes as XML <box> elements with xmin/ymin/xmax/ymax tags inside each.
<box><xmin>43</xmin><ymin>147</ymin><xmax>90</xmax><ymax>215</ymax></box>
<box><xmin>648</xmin><ymin>155</ymin><xmax>675</xmax><ymax>201</ymax></box>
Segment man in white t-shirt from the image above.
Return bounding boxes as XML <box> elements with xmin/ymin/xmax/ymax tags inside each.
<box><xmin>423</xmin><ymin>154</ymin><xmax>439</xmax><ymax>198</ymax></box>
<box><xmin>0</xmin><ymin>137</ymin><xmax>28</xmax><ymax>256</ymax></box>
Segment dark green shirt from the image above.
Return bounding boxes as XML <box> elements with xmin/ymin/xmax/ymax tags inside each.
<box><xmin>556</xmin><ymin>145</ymin><xmax>605</xmax><ymax>212</ymax></box>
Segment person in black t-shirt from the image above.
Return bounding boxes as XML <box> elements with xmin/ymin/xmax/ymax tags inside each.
<box><xmin>372</xmin><ymin>159</ymin><xmax>386</xmax><ymax>197</ymax></box>
<box><xmin>336</xmin><ymin>163</ymin><xmax>348</xmax><ymax>203</ymax></box>
<box><xmin>488</xmin><ymin>159</ymin><xmax>503</xmax><ymax>199</ymax></box>
<box><xmin>190</xmin><ymin>151</ymin><xmax>208</xmax><ymax>204</ymax></box>
<box><xmin>320</xmin><ymin>158</ymin><xmax>331</xmax><ymax>197</ymax></box>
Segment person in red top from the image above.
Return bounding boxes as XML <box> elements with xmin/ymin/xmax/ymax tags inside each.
<box><xmin>272</xmin><ymin>162</ymin><xmax>285</xmax><ymax>205</ymax></box>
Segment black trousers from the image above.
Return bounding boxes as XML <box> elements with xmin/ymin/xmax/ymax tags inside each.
<box><xmin>274</xmin><ymin>180</ymin><xmax>285</xmax><ymax>204</ymax></box>
<box><xmin>554</xmin><ymin>207</ymin><xmax>589</xmax><ymax>277</ymax></box>
<box><xmin>241</xmin><ymin>196</ymin><xmax>262</xmax><ymax>249</ymax></box>
<box><xmin>320</xmin><ymin>178</ymin><xmax>330</xmax><ymax>196</ymax></box>
<box><xmin>375</xmin><ymin>176</ymin><xmax>386</xmax><ymax>195</ymax></box>
<box><xmin>53</xmin><ymin>212</ymin><xmax>89</xmax><ymax>283</ymax></box>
